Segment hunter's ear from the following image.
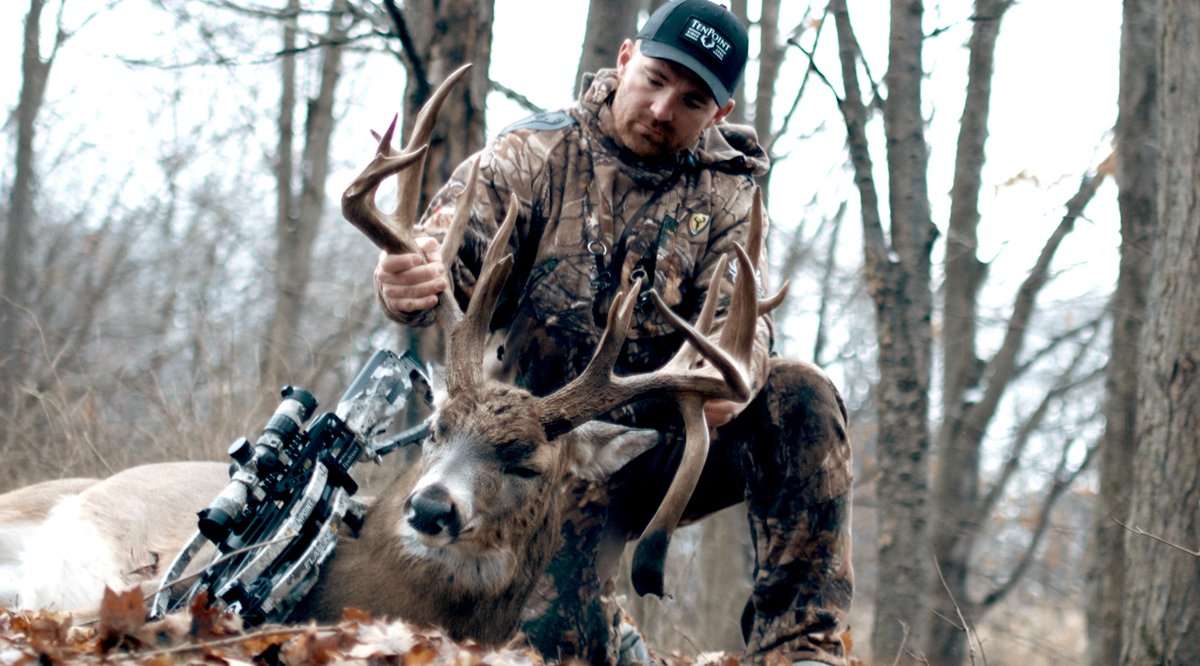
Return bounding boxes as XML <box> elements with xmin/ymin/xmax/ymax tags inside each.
<box><xmin>566</xmin><ymin>422</ymin><xmax>660</xmax><ymax>482</ymax></box>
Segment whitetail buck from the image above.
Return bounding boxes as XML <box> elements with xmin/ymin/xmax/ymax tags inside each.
<box><xmin>0</xmin><ymin>63</ymin><xmax>785</xmax><ymax>650</ymax></box>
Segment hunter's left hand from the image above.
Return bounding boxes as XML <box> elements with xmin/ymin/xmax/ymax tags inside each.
<box><xmin>704</xmin><ymin>398</ymin><xmax>748</xmax><ymax>432</ymax></box>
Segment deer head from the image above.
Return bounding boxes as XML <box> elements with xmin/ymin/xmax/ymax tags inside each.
<box><xmin>337</xmin><ymin>64</ymin><xmax>788</xmax><ymax>643</ymax></box>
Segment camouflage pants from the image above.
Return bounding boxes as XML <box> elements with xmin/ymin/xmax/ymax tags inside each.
<box><xmin>522</xmin><ymin>358</ymin><xmax>854</xmax><ymax>665</ymax></box>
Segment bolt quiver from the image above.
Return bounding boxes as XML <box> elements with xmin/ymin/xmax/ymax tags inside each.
<box><xmin>149</xmin><ymin>349</ymin><xmax>432</xmax><ymax>625</ymax></box>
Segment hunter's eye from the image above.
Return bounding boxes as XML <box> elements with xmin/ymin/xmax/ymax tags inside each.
<box><xmin>504</xmin><ymin>465</ymin><xmax>541</xmax><ymax>479</ymax></box>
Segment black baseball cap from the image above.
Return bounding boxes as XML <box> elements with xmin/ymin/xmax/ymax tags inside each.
<box><xmin>636</xmin><ymin>0</ymin><xmax>749</xmax><ymax>107</ymax></box>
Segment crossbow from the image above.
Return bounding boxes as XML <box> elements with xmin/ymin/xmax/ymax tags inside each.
<box><xmin>148</xmin><ymin>349</ymin><xmax>432</xmax><ymax>625</ymax></box>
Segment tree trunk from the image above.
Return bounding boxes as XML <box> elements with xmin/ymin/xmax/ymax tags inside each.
<box><xmin>927</xmin><ymin>1</ymin><xmax>1009</xmax><ymax>662</ymax></box>
<box><xmin>729</xmin><ymin>0</ymin><xmax>748</xmax><ymax>125</ymax></box>
<box><xmin>752</xmin><ymin>0</ymin><xmax>781</xmax><ymax>200</ymax></box>
<box><xmin>875</xmin><ymin>1</ymin><xmax>936</xmax><ymax>660</ymax></box>
<box><xmin>831</xmin><ymin>1</ymin><xmax>935</xmax><ymax>660</ymax></box>
<box><xmin>260</xmin><ymin>0</ymin><xmax>347</xmax><ymax>390</ymax></box>
<box><xmin>574</xmin><ymin>0</ymin><xmax>641</xmax><ymax>97</ymax></box>
<box><xmin>1087</xmin><ymin>0</ymin><xmax>1158</xmax><ymax>662</ymax></box>
<box><xmin>1120</xmin><ymin>1</ymin><xmax>1200</xmax><ymax>662</ymax></box>
<box><xmin>2</xmin><ymin>0</ymin><xmax>52</xmax><ymax>388</ymax></box>
<box><xmin>400</xmin><ymin>0</ymin><xmax>494</xmax><ymax>209</ymax></box>
<box><xmin>260</xmin><ymin>0</ymin><xmax>301</xmax><ymax>389</ymax></box>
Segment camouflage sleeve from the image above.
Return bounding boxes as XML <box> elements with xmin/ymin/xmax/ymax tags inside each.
<box><xmin>692</xmin><ymin>176</ymin><xmax>773</xmax><ymax>399</ymax></box>
<box><xmin>383</xmin><ymin>132</ymin><xmax>539</xmax><ymax>328</ymax></box>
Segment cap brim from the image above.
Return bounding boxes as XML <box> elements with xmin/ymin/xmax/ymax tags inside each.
<box><xmin>639</xmin><ymin>40</ymin><xmax>732</xmax><ymax>107</ymax></box>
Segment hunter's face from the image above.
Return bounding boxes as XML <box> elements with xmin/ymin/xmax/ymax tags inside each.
<box><xmin>611</xmin><ymin>40</ymin><xmax>733</xmax><ymax>158</ymax></box>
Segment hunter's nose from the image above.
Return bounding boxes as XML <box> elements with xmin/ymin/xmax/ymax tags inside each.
<box><xmin>649</xmin><ymin>93</ymin><xmax>674</xmax><ymax>123</ymax></box>
<box><xmin>407</xmin><ymin>484</ymin><xmax>460</xmax><ymax>538</ymax></box>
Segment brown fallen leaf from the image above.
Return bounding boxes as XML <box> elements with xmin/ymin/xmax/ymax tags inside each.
<box><xmin>279</xmin><ymin>625</ymin><xmax>343</xmax><ymax>665</ymax></box>
<box><xmin>97</xmin><ymin>586</ymin><xmax>148</xmax><ymax>654</ymax></box>
<box><xmin>188</xmin><ymin>591</ymin><xmax>242</xmax><ymax>640</ymax></box>
<box><xmin>403</xmin><ymin>638</ymin><xmax>439</xmax><ymax>665</ymax></box>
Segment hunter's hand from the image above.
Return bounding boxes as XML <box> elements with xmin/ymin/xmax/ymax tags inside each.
<box><xmin>704</xmin><ymin>398</ymin><xmax>748</xmax><ymax>432</ymax></box>
<box><xmin>375</xmin><ymin>236</ymin><xmax>448</xmax><ymax>314</ymax></box>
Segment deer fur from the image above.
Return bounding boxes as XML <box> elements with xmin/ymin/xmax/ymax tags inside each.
<box><xmin>0</xmin><ymin>464</ymin><xmax>227</xmax><ymax>611</ymax></box>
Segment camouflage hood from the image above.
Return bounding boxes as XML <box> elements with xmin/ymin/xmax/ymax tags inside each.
<box><xmin>576</xmin><ymin>68</ymin><xmax>770</xmax><ymax>179</ymax></box>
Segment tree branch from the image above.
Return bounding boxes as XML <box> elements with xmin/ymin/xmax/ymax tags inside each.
<box><xmin>381</xmin><ymin>0</ymin><xmax>428</xmax><ymax>99</ymax></box>
<box><xmin>769</xmin><ymin>3</ymin><xmax>830</xmax><ymax>158</ymax></box>
<box><xmin>961</xmin><ymin>155</ymin><xmax>1112</xmax><ymax>439</ymax></box>
<box><xmin>830</xmin><ymin>0</ymin><xmax>888</xmax><ymax>273</ymax></box>
<box><xmin>117</xmin><ymin>31</ymin><xmax>379</xmax><ymax>69</ymax></box>
<box><xmin>940</xmin><ymin>0</ymin><xmax>1011</xmax><ymax>437</ymax></box>
<box><xmin>1113</xmin><ymin>518</ymin><xmax>1200</xmax><ymax>558</ymax></box>
<box><xmin>1013</xmin><ymin>312</ymin><xmax>1107</xmax><ymax>377</ymax></box>
<box><xmin>813</xmin><ymin>201</ymin><xmax>847</xmax><ymax>365</ymax></box>
<box><xmin>488</xmin><ymin>79</ymin><xmax>544</xmax><ymax>114</ymax></box>
<box><xmin>972</xmin><ymin>337</ymin><xmax>1104</xmax><ymax>530</ymax></box>
<box><xmin>979</xmin><ymin>438</ymin><xmax>1099</xmax><ymax>609</ymax></box>
<box><xmin>932</xmin><ymin>555</ymin><xmax>986</xmax><ymax>666</ymax></box>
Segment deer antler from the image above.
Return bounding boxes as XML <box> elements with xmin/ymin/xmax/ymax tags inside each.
<box><xmin>342</xmin><ymin>63</ymin><xmax>474</xmax><ymax>324</ymax></box>
<box><xmin>444</xmin><ymin>193</ymin><xmax>520</xmax><ymax>394</ymax></box>
<box><xmin>537</xmin><ymin>188</ymin><xmax>787</xmax><ymax>596</ymax></box>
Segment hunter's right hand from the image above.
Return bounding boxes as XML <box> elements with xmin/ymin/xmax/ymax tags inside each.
<box><xmin>375</xmin><ymin>236</ymin><xmax>448</xmax><ymax>315</ymax></box>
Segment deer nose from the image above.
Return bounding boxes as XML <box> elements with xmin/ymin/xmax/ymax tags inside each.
<box><xmin>407</xmin><ymin>484</ymin><xmax>461</xmax><ymax>538</ymax></box>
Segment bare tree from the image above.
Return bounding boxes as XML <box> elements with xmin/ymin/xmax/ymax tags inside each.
<box><xmin>927</xmin><ymin>3</ymin><xmax>1112</xmax><ymax>663</ymax></box>
<box><xmin>1120</xmin><ymin>1</ymin><xmax>1200</xmax><ymax>662</ymax></box>
<box><xmin>729</xmin><ymin>0</ymin><xmax>748</xmax><ymax>124</ymax></box>
<box><xmin>574</xmin><ymin>0</ymin><xmax>641</xmax><ymax>97</ymax></box>
<box><xmin>752</xmin><ymin>0</ymin><xmax>781</xmax><ymax>200</ymax></box>
<box><xmin>830</xmin><ymin>0</ymin><xmax>935</xmax><ymax>659</ymax></box>
<box><xmin>261</xmin><ymin>0</ymin><xmax>352</xmax><ymax>389</ymax></box>
<box><xmin>3</xmin><ymin>0</ymin><xmax>62</xmax><ymax>389</ymax></box>
<box><xmin>1087</xmin><ymin>0</ymin><xmax>1159</xmax><ymax>662</ymax></box>
<box><xmin>829</xmin><ymin>1</ymin><xmax>1111</xmax><ymax>661</ymax></box>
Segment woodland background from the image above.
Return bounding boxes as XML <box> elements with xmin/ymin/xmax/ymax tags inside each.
<box><xmin>1</xmin><ymin>0</ymin><xmax>1196</xmax><ymax>664</ymax></box>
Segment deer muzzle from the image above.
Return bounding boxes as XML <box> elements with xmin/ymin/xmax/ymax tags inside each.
<box><xmin>406</xmin><ymin>484</ymin><xmax>462</xmax><ymax>539</ymax></box>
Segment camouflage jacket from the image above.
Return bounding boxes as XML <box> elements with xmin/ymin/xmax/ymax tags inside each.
<box><xmin>392</xmin><ymin>69</ymin><xmax>774</xmax><ymax>421</ymax></box>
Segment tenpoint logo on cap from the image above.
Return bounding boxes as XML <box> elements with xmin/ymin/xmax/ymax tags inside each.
<box><xmin>636</xmin><ymin>0</ymin><xmax>748</xmax><ymax>106</ymax></box>
<box><xmin>682</xmin><ymin>18</ymin><xmax>732</xmax><ymax>62</ymax></box>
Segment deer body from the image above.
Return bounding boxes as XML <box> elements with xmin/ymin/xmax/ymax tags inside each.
<box><xmin>0</xmin><ymin>463</ymin><xmax>228</xmax><ymax>611</ymax></box>
<box><xmin>0</xmin><ymin>402</ymin><xmax>654</xmax><ymax>648</ymax></box>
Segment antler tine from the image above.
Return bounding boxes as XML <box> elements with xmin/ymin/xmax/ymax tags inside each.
<box><xmin>696</xmin><ymin>254</ymin><xmax>729</xmax><ymax>336</ymax></box>
<box><xmin>759</xmin><ymin>279</ymin><xmax>789</xmax><ymax>316</ymax></box>
<box><xmin>341</xmin><ymin>125</ymin><xmax>429</xmax><ymax>253</ymax></box>
<box><xmin>747</xmin><ymin>187</ymin><xmax>765</xmax><ymax>267</ymax></box>
<box><xmin>445</xmin><ymin>192</ymin><xmax>518</xmax><ymax>394</ymax></box>
<box><xmin>717</xmin><ymin>243</ymin><xmax>760</xmax><ymax>368</ymax></box>
<box><xmin>631</xmin><ymin>395</ymin><xmax>707</xmax><ymax>597</ymax></box>
<box><xmin>397</xmin><ymin>63</ymin><xmax>474</xmax><ymax>231</ymax></box>
<box><xmin>433</xmin><ymin>156</ymin><xmax>482</xmax><ymax>328</ymax></box>
<box><xmin>672</xmin><ymin>253</ymin><xmax>730</xmax><ymax>370</ymax></box>
<box><xmin>645</xmin><ymin>290</ymin><xmax>751</xmax><ymax>401</ymax></box>
<box><xmin>342</xmin><ymin>65</ymin><xmax>472</xmax><ymax>255</ymax></box>
<box><xmin>628</xmin><ymin>262</ymin><xmax>760</xmax><ymax>597</ymax></box>
<box><xmin>536</xmin><ymin>280</ymin><xmax>642</xmax><ymax>437</ymax></box>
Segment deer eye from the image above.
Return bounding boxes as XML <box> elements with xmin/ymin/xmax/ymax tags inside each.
<box><xmin>504</xmin><ymin>465</ymin><xmax>541</xmax><ymax>479</ymax></box>
<box><xmin>433</xmin><ymin>420</ymin><xmax>450</xmax><ymax>441</ymax></box>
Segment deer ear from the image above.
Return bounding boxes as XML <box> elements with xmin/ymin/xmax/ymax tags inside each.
<box><xmin>566</xmin><ymin>422</ymin><xmax>660</xmax><ymax>482</ymax></box>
